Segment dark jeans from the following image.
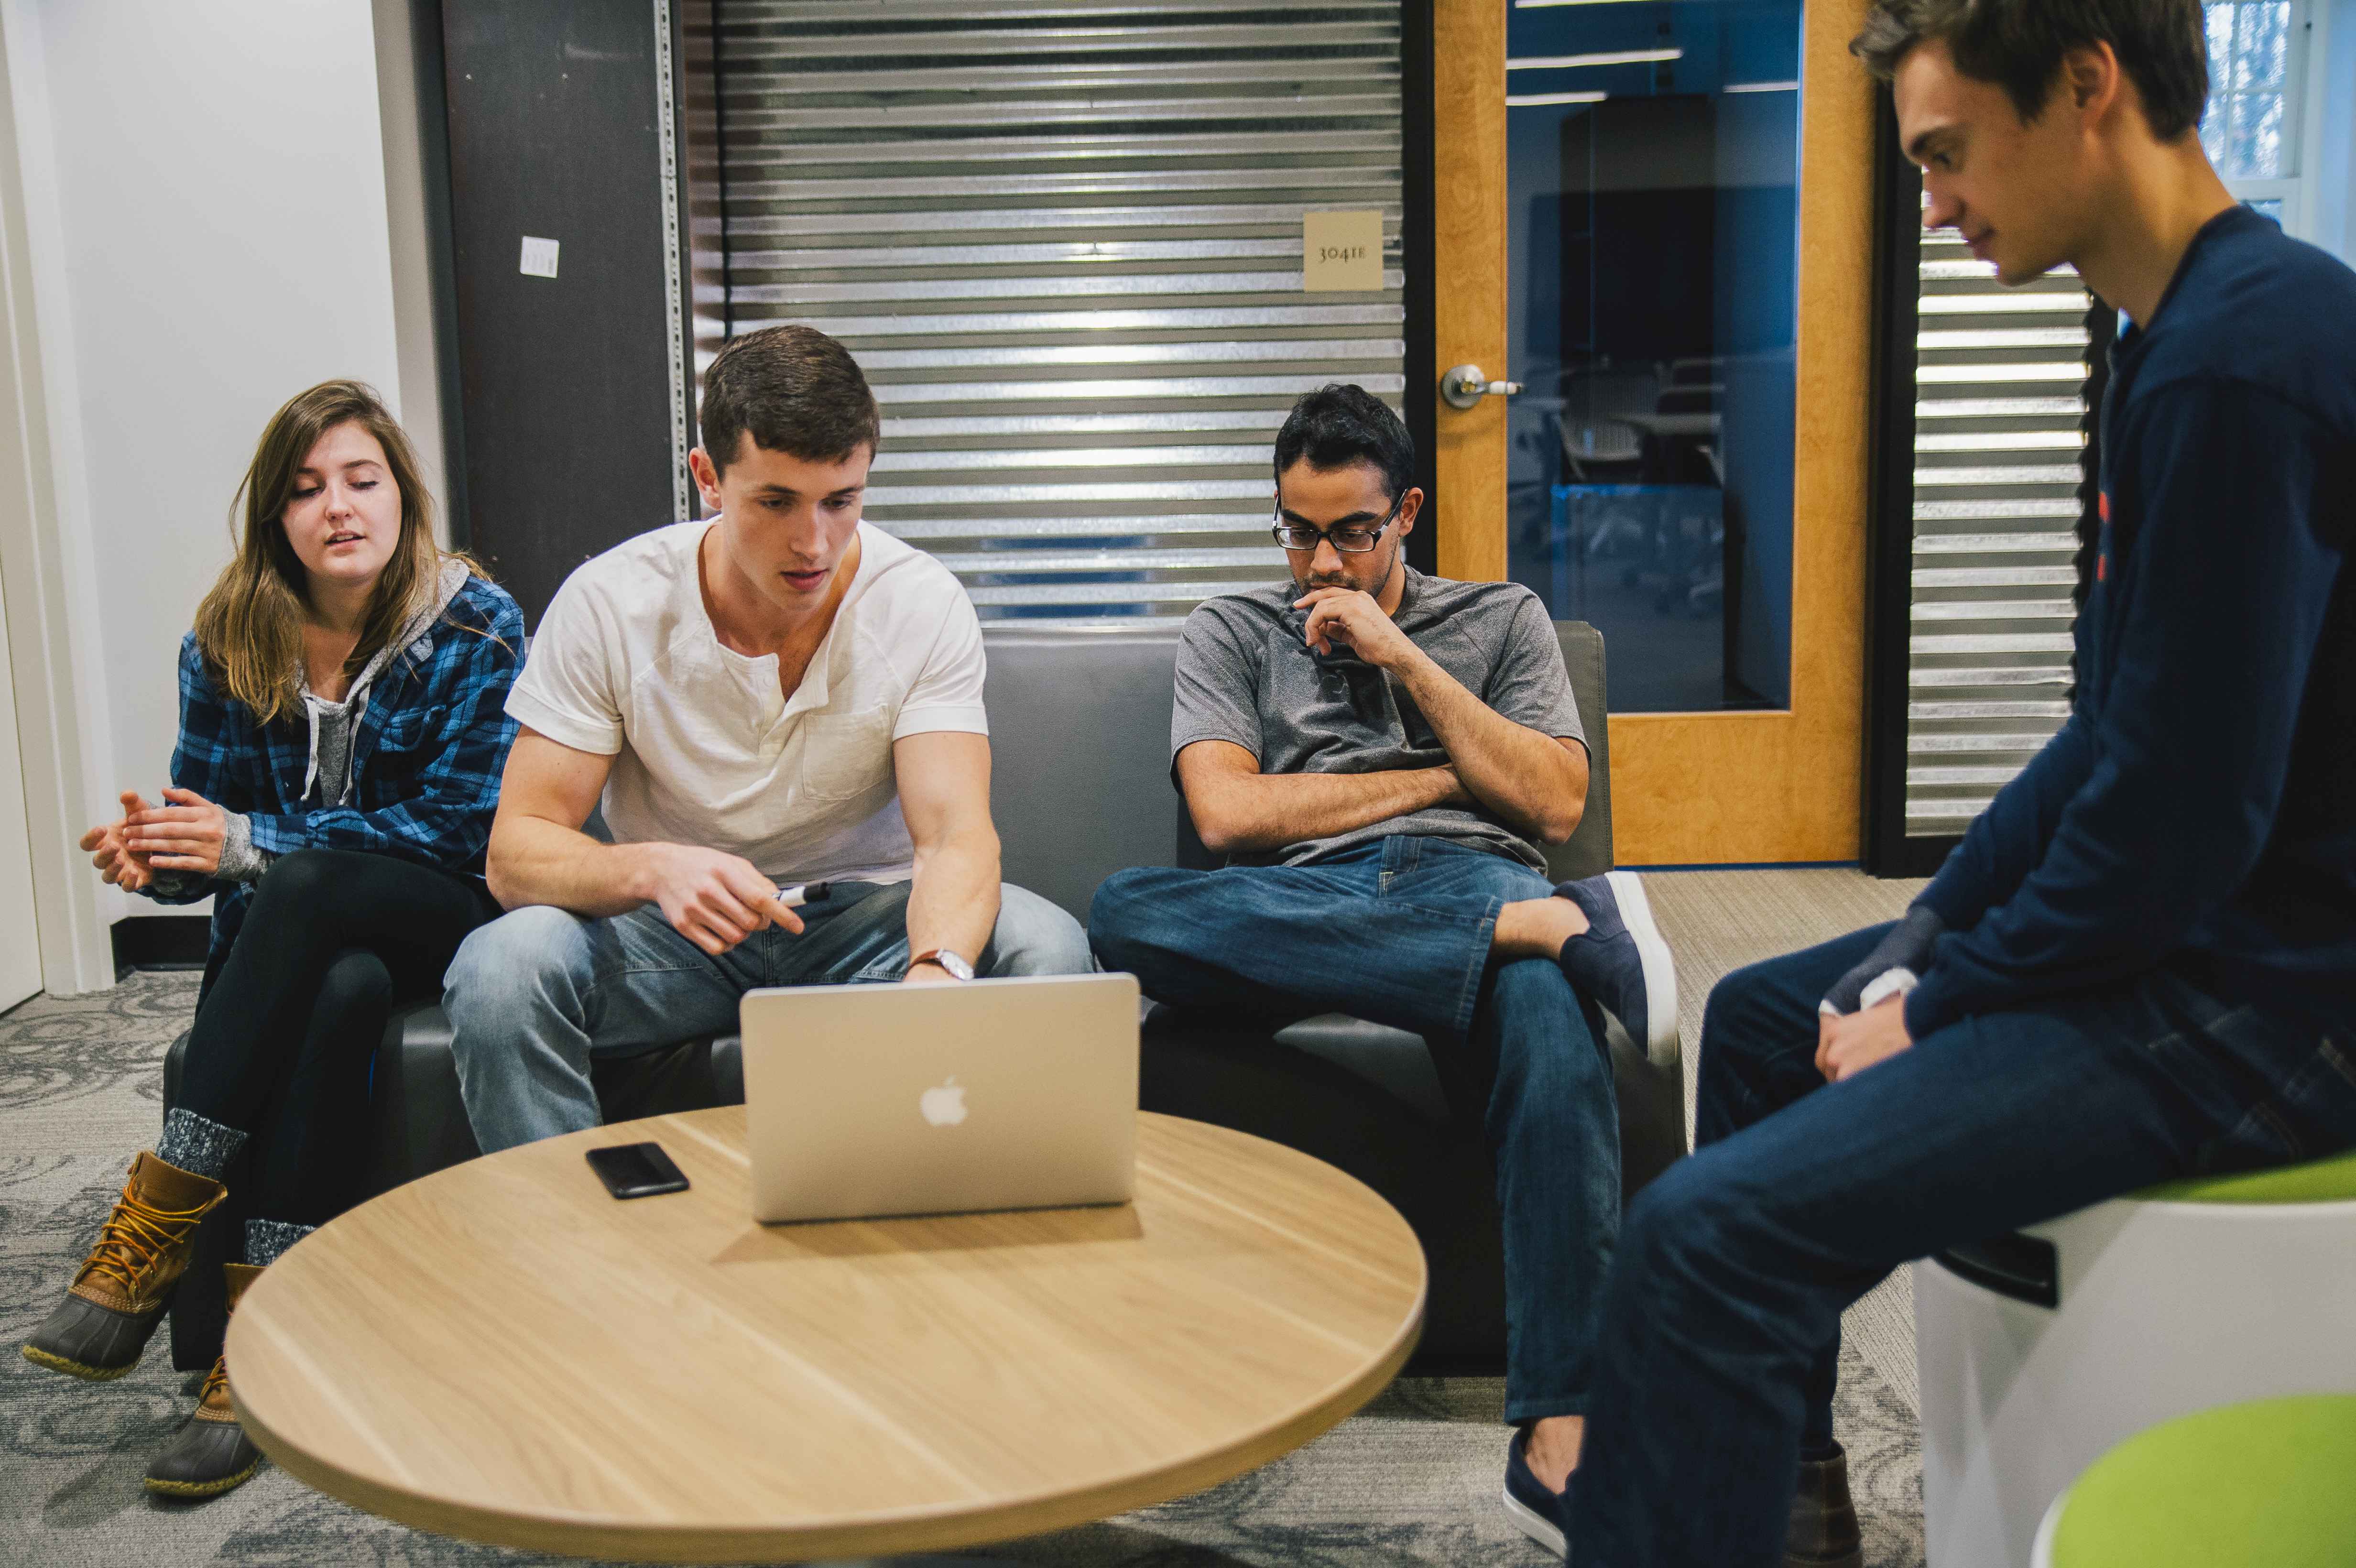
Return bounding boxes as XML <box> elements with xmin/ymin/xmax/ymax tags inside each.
<box><xmin>1568</xmin><ymin>922</ymin><xmax>2356</xmax><ymax>1568</ymax></box>
<box><xmin>180</xmin><ymin>848</ymin><xmax>501</xmax><ymax>1225</ymax></box>
<box><xmin>1089</xmin><ymin>836</ymin><xmax>1620</xmax><ymax>1423</ymax></box>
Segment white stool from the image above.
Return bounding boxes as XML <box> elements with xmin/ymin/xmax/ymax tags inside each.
<box><xmin>1916</xmin><ymin>1151</ymin><xmax>2356</xmax><ymax>1567</ymax></box>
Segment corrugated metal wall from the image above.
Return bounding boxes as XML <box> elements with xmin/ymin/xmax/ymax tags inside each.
<box><xmin>687</xmin><ymin>0</ymin><xmax>1407</xmax><ymax>625</ymax></box>
<box><xmin>1903</xmin><ymin>229</ymin><xmax>2092</xmax><ymax>835</ymax></box>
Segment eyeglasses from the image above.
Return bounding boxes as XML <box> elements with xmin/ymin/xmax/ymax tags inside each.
<box><xmin>1270</xmin><ymin>491</ymin><xmax>1407</xmax><ymax>554</ymax></box>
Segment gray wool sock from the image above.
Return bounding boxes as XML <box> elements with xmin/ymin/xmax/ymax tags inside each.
<box><xmin>155</xmin><ymin>1108</ymin><xmax>248</xmax><ymax>1180</ymax></box>
<box><xmin>243</xmin><ymin>1219</ymin><xmax>316</xmax><ymax>1267</ymax></box>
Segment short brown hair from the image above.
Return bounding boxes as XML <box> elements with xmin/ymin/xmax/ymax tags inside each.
<box><xmin>194</xmin><ymin>380</ymin><xmax>486</xmax><ymax>726</ymax></box>
<box><xmin>698</xmin><ymin>325</ymin><xmax>880</xmax><ymax>474</ymax></box>
<box><xmin>1852</xmin><ymin>0</ymin><xmax>2209</xmax><ymax>142</ymax></box>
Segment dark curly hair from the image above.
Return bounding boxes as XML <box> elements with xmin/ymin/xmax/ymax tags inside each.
<box><xmin>1274</xmin><ymin>384</ymin><xmax>1416</xmax><ymax>500</ymax></box>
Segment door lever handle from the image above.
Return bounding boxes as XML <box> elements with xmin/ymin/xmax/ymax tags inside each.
<box><xmin>1440</xmin><ymin>363</ymin><xmax>1523</xmax><ymax>409</ymax></box>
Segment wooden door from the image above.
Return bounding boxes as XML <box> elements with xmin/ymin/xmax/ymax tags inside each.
<box><xmin>1431</xmin><ymin>0</ymin><xmax>1875</xmax><ymax>865</ymax></box>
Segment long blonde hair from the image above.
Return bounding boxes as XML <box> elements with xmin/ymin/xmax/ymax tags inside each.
<box><xmin>193</xmin><ymin>380</ymin><xmax>484</xmax><ymax>727</ymax></box>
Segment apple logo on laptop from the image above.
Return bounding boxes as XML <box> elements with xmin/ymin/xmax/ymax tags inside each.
<box><xmin>920</xmin><ymin>1076</ymin><xmax>968</xmax><ymax>1127</ymax></box>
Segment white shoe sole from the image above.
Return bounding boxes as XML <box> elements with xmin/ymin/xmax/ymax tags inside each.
<box><xmin>1605</xmin><ymin>870</ymin><xmax>1679</xmax><ymax>1062</ymax></box>
<box><xmin>1502</xmin><ymin>1482</ymin><xmax>1568</xmax><ymax>1559</ymax></box>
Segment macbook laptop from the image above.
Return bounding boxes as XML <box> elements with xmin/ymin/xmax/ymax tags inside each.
<box><xmin>740</xmin><ymin>972</ymin><xmax>1140</xmax><ymax>1224</ymax></box>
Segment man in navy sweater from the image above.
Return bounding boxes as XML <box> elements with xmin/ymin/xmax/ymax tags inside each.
<box><xmin>1510</xmin><ymin>2</ymin><xmax>2356</xmax><ymax>1564</ymax></box>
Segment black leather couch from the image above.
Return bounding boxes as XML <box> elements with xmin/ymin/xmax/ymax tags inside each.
<box><xmin>164</xmin><ymin>621</ymin><xmax>1684</xmax><ymax>1371</ymax></box>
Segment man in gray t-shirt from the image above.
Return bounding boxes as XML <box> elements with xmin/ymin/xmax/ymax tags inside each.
<box><xmin>1171</xmin><ymin>566</ymin><xmax>1584</xmax><ymax>870</ymax></box>
<box><xmin>1088</xmin><ymin>386</ymin><xmax>1677</xmax><ymax>1548</ymax></box>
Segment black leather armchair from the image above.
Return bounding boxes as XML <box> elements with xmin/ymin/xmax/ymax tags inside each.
<box><xmin>164</xmin><ymin>620</ymin><xmax>1683</xmax><ymax>1372</ymax></box>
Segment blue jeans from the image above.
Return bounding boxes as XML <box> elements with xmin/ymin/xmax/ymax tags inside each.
<box><xmin>445</xmin><ymin>880</ymin><xmax>1092</xmax><ymax>1153</ymax></box>
<box><xmin>1089</xmin><ymin>836</ymin><xmax>1619</xmax><ymax>1424</ymax></box>
<box><xmin>1568</xmin><ymin>922</ymin><xmax>2356</xmax><ymax>1568</ymax></box>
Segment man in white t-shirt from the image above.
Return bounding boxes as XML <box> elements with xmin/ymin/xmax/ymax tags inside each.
<box><xmin>443</xmin><ymin>326</ymin><xmax>1091</xmax><ymax>1152</ymax></box>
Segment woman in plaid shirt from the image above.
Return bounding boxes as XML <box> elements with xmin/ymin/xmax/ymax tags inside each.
<box><xmin>20</xmin><ymin>381</ymin><xmax>524</xmax><ymax>1498</ymax></box>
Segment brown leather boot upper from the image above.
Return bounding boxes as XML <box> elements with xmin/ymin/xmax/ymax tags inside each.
<box><xmin>70</xmin><ymin>1152</ymin><xmax>227</xmax><ymax>1316</ymax></box>
<box><xmin>1787</xmin><ymin>1443</ymin><xmax>1864</xmax><ymax>1568</ymax></box>
<box><xmin>194</xmin><ymin>1263</ymin><xmax>264</xmax><ymax>1424</ymax></box>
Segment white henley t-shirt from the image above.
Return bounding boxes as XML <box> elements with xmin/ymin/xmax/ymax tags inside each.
<box><xmin>505</xmin><ymin>519</ymin><xmax>988</xmax><ymax>885</ymax></box>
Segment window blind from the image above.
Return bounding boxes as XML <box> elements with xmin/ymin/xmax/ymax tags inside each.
<box><xmin>1902</xmin><ymin>230</ymin><xmax>2093</xmax><ymax>835</ymax></box>
<box><xmin>690</xmin><ymin>0</ymin><xmax>1407</xmax><ymax>625</ymax></box>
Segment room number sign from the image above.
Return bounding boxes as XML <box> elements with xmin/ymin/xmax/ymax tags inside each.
<box><xmin>1303</xmin><ymin>210</ymin><xmax>1384</xmax><ymax>292</ymax></box>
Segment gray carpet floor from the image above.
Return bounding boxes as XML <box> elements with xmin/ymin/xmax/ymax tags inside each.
<box><xmin>0</xmin><ymin>867</ymin><xmax>1925</xmax><ymax>1567</ymax></box>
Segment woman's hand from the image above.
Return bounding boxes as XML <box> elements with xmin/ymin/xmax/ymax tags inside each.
<box><xmin>124</xmin><ymin>787</ymin><xmax>230</xmax><ymax>875</ymax></box>
<box><xmin>80</xmin><ymin>790</ymin><xmax>161</xmax><ymax>891</ymax></box>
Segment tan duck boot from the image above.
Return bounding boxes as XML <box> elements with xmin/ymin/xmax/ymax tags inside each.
<box><xmin>145</xmin><ymin>1262</ymin><xmax>264</xmax><ymax>1498</ymax></box>
<box><xmin>22</xmin><ymin>1153</ymin><xmax>226</xmax><ymax>1381</ymax></box>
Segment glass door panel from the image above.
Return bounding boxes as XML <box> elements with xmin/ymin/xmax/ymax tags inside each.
<box><xmin>1505</xmin><ymin>0</ymin><xmax>1805</xmax><ymax>714</ymax></box>
<box><xmin>1432</xmin><ymin>0</ymin><xmax>1875</xmax><ymax>864</ymax></box>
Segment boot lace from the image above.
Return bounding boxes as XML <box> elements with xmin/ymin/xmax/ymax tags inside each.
<box><xmin>199</xmin><ymin>1354</ymin><xmax>230</xmax><ymax>1412</ymax></box>
<box><xmin>79</xmin><ymin>1187</ymin><xmax>212</xmax><ymax>1297</ymax></box>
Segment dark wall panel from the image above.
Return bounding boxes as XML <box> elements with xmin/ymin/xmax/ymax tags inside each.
<box><xmin>442</xmin><ymin>1</ymin><xmax>677</xmax><ymax>625</ymax></box>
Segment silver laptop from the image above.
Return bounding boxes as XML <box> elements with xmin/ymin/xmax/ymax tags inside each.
<box><xmin>740</xmin><ymin>972</ymin><xmax>1140</xmax><ymax>1224</ymax></box>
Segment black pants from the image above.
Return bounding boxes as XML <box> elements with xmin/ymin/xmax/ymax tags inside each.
<box><xmin>180</xmin><ymin>847</ymin><xmax>501</xmax><ymax>1225</ymax></box>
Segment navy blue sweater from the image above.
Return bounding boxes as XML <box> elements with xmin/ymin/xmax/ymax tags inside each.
<box><xmin>1908</xmin><ymin>207</ymin><xmax>2355</xmax><ymax>1042</ymax></box>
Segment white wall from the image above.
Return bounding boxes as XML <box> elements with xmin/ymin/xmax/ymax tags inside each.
<box><xmin>373</xmin><ymin>0</ymin><xmax>451</xmax><ymax>544</ymax></box>
<box><xmin>32</xmin><ymin>0</ymin><xmax>406</xmax><ymax>803</ymax></box>
<box><xmin>0</xmin><ymin>0</ymin><xmax>427</xmax><ymax>986</ymax></box>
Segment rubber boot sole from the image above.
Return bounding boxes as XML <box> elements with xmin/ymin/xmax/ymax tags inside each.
<box><xmin>21</xmin><ymin>1342</ymin><xmax>140</xmax><ymax>1382</ymax></box>
<box><xmin>1604</xmin><ymin>869</ymin><xmax>1679</xmax><ymax>1060</ymax></box>
<box><xmin>144</xmin><ymin>1457</ymin><xmax>262</xmax><ymax>1499</ymax></box>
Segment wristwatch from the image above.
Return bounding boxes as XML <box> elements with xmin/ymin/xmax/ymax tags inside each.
<box><xmin>905</xmin><ymin>947</ymin><xmax>975</xmax><ymax>981</ymax></box>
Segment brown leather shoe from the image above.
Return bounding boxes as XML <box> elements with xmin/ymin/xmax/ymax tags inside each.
<box><xmin>145</xmin><ymin>1263</ymin><xmax>264</xmax><ymax>1498</ymax></box>
<box><xmin>1787</xmin><ymin>1442</ymin><xmax>1864</xmax><ymax>1568</ymax></box>
<box><xmin>22</xmin><ymin>1153</ymin><xmax>226</xmax><ymax>1381</ymax></box>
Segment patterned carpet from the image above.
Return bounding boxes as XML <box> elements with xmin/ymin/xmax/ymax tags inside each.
<box><xmin>0</xmin><ymin>867</ymin><xmax>1926</xmax><ymax>1567</ymax></box>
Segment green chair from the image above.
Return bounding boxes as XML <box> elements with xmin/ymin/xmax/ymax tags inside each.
<box><xmin>2032</xmin><ymin>1395</ymin><xmax>2356</xmax><ymax>1568</ymax></box>
<box><xmin>1919</xmin><ymin>1146</ymin><xmax>2356</xmax><ymax>1567</ymax></box>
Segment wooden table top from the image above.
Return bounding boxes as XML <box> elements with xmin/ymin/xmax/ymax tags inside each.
<box><xmin>226</xmin><ymin>1108</ymin><xmax>1427</xmax><ymax>1563</ymax></box>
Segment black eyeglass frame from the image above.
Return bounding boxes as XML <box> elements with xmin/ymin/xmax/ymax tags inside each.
<box><xmin>1269</xmin><ymin>489</ymin><xmax>1410</xmax><ymax>554</ymax></box>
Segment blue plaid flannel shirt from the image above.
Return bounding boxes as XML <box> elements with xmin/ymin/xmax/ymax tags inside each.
<box><xmin>145</xmin><ymin>574</ymin><xmax>525</xmax><ymax>976</ymax></box>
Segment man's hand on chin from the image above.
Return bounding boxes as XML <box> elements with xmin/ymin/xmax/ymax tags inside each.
<box><xmin>1295</xmin><ymin>587</ymin><xmax>1415</xmax><ymax>668</ymax></box>
<box><xmin>1816</xmin><ymin>993</ymin><xmax>1914</xmax><ymax>1083</ymax></box>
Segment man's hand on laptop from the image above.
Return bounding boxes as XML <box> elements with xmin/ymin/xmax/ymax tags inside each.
<box><xmin>639</xmin><ymin>844</ymin><xmax>805</xmax><ymax>955</ymax></box>
<box><xmin>1294</xmin><ymin>587</ymin><xmax>1417</xmax><ymax>669</ymax></box>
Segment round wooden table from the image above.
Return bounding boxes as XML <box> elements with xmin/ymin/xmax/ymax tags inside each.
<box><xmin>226</xmin><ymin>1108</ymin><xmax>1427</xmax><ymax>1563</ymax></box>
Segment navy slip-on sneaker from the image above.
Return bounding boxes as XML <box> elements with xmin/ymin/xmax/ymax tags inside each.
<box><xmin>1503</xmin><ymin>1426</ymin><xmax>1570</xmax><ymax>1559</ymax></box>
<box><xmin>1552</xmin><ymin>871</ymin><xmax>1679</xmax><ymax>1059</ymax></box>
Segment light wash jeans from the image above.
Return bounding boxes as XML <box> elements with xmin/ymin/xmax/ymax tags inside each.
<box><xmin>444</xmin><ymin>880</ymin><xmax>1091</xmax><ymax>1153</ymax></box>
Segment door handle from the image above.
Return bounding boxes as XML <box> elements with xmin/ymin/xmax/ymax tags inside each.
<box><xmin>1440</xmin><ymin>363</ymin><xmax>1523</xmax><ymax>410</ymax></box>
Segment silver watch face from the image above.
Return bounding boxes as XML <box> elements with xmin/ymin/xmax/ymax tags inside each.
<box><xmin>923</xmin><ymin>950</ymin><xmax>975</xmax><ymax>982</ymax></box>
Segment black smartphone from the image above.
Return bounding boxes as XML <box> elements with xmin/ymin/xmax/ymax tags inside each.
<box><xmin>586</xmin><ymin>1142</ymin><xmax>689</xmax><ymax>1199</ymax></box>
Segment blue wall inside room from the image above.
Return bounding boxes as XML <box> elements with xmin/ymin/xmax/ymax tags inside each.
<box><xmin>1504</xmin><ymin>0</ymin><xmax>1801</xmax><ymax>709</ymax></box>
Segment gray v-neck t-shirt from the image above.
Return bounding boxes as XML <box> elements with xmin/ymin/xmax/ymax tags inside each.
<box><xmin>1170</xmin><ymin>568</ymin><xmax>1587</xmax><ymax>870</ymax></box>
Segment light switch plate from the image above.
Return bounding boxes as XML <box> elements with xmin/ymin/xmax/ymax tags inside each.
<box><xmin>519</xmin><ymin>236</ymin><xmax>561</xmax><ymax>279</ymax></box>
